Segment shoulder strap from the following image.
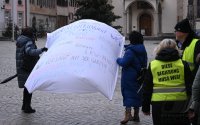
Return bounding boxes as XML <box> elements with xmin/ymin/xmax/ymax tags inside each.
<box><xmin>131</xmin><ymin>49</ymin><xmax>146</xmax><ymax>68</ymax></box>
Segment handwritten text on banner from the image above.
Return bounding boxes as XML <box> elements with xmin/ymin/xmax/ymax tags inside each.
<box><xmin>25</xmin><ymin>19</ymin><xmax>125</xmax><ymax>100</ymax></box>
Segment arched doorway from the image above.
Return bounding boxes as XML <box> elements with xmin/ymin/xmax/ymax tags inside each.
<box><xmin>139</xmin><ymin>13</ymin><xmax>152</xmax><ymax>36</ymax></box>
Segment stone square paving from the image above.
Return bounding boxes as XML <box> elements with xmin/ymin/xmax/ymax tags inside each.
<box><xmin>0</xmin><ymin>38</ymin><xmax>159</xmax><ymax>125</ymax></box>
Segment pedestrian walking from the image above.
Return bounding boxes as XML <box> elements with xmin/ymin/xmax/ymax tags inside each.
<box><xmin>142</xmin><ymin>39</ymin><xmax>192</xmax><ymax>125</ymax></box>
<box><xmin>16</xmin><ymin>27</ymin><xmax>47</xmax><ymax>113</ymax></box>
<box><xmin>117</xmin><ymin>31</ymin><xmax>147</xmax><ymax>124</ymax></box>
<box><xmin>175</xmin><ymin>18</ymin><xmax>200</xmax><ymax>125</ymax></box>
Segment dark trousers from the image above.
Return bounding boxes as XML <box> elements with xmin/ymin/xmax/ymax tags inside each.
<box><xmin>191</xmin><ymin>114</ymin><xmax>198</xmax><ymax>125</ymax></box>
<box><xmin>22</xmin><ymin>87</ymin><xmax>32</xmax><ymax>108</ymax></box>
<box><xmin>152</xmin><ymin>102</ymin><xmax>190</xmax><ymax>125</ymax></box>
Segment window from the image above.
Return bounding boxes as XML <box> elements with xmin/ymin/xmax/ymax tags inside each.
<box><xmin>18</xmin><ymin>12</ymin><xmax>23</xmax><ymax>28</ymax></box>
<box><xmin>4</xmin><ymin>11</ymin><xmax>11</xmax><ymax>27</ymax></box>
<box><xmin>53</xmin><ymin>0</ymin><xmax>56</xmax><ymax>8</ymax></box>
<box><xmin>197</xmin><ymin>0</ymin><xmax>200</xmax><ymax>18</ymax></box>
<box><xmin>18</xmin><ymin>0</ymin><xmax>22</xmax><ymax>5</ymax></box>
<box><xmin>5</xmin><ymin>0</ymin><xmax>9</xmax><ymax>4</ymax></box>
<box><xmin>33</xmin><ymin>0</ymin><xmax>35</xmax><ymax>4</ymax></box>
<box><xmin>68</xmin><ymin>13</ymin><xmax>74</xmax><ymax>20</ymax></box>
<box><xmin>57</xmin><ymin>0</ymin><xmax>68</xmax><ymax>7</ymax></box>
<box><xmin>72</xmin><ymin>0</ymin><xmax>75</xmax><ymax>7</ymax></box>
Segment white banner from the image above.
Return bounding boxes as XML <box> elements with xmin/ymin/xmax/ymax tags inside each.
<box><xmin>25</xmin><ymin>19</ymin><xmax>124</xmax><ymax>100</ymax></box>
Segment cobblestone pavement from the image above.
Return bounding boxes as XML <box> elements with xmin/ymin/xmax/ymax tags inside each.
<box><xmin>0</xmin><ymin>38</ymin><xmax>159</xmax><ymax>125</ymax></box>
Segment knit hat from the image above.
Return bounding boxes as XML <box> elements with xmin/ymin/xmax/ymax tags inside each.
<box><xmin>129</xmin><ymin>31</ymin><xmax>143</xmax><ymax>44</ymax></box>
<box><xmin>21</xmin><ymin>27</ymin><xmax>34</xmax><ymax>38</ymax></box>
<box><xmin>174</xmin><ymin>18</ymin><xmax>192</xmax><ymax>33</ymax></box>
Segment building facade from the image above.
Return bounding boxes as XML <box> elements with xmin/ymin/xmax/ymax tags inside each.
<box><xmin>112</xmin><ymin>0</ymin><xmax>200</xmax><ymax>37</ymax></box>
<box><xmin>1</xmin><ymin>0</ymin><xmax>26</xmax><ymax>36</ymax></box>
<box><xmin>0</xmin><ymin>0</ymin><xmax>77</xmax><ymax>37</ymax></box>
<box><xmin>30</xmin><ymin>0</ymin><xmax>57</xmax><ymax>34</ymax></box>
<box><xmin>30</xmin><ymin>0</ymin><xmax>78</xmax><ymax>34</ymax></box>
<box><xmin>1</xmin><ymin>0</ymin><xmax>200</xmax><ymax>37</ymax></box>
<box><xmin>0</xmin><ymin>0</ymin><xmax>5</xmax><ymax>35</ymax></box>
<box><xmin>56</xmin><ymin>0</ymin><xmax>78</xmax><ymax>29</ymax></box>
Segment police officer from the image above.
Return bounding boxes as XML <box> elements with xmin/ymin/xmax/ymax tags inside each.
<box><xmin>142</xmin><ymin>39</ymin><xmax>192</xmax><ymax>125</ymax></box>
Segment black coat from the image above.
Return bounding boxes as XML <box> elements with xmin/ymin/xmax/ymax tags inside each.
<box><xmin>180</xmin><ymin>33</ymin><xmax>200</xmax><ymax>78</ymax></box>
<box><xmin>142</xmin><ymin>48</ymin><xmax>192</xmax><ymax>125</ymax></box>
<box><xmin>16</xmin><ymin>35</ymin><xmax>42</xmax><ymax>88</ymax></box>
<box><xmin>117</xmin><ymin>44</ymin><xmax>147</xmax><ymax>107</ymax></box>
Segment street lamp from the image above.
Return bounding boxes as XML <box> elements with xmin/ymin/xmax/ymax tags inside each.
<box><xmin>12</xmin><ymin>0</ymin><xmax>15</xmax><ymax>42</ymax></box>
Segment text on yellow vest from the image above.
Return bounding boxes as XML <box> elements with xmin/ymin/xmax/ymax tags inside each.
<box><xmin>150</xmin><ymin>59</ymin><xmax>187</xmax><ymax>101</ymax></box>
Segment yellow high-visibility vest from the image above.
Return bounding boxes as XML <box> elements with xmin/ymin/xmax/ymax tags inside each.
<box><xmin>182</xmin><ymin>38</ymin><xmax>199</xmax><ymax>71</ymax></box>
<box><xmin>150</xmin><ymin>59</ymin><xmax>187</xmax><ymax>101</ymax></box>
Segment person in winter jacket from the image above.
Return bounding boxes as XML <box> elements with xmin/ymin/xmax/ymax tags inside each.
<box><xmin>175</xmin><ymin>18</ymin><xmax>200</xmax><ymax>125</ymax></box>
<box><xmin>117</xmin><ymin>31</ymin><xmax>147</xmax><ymax>124</ymax></box>
<box><xmin>16</xmin><ymin>27</ymin><xmax>47</xmax><ymax>113</ymax></box>
<box><xmin>175</xmin><ymin>18</ymin><xmax>200</xmax><ymax>79</ymax></box>
<box><xmin>142</xmin><ymin>39</ymin><xmax>192</xmax><ymax>125</ymax></box>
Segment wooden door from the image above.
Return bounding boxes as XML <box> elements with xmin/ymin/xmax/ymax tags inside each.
<box><xmin>139</xmin><ymin>14</ymin><xmax>152</xmax><ymax>36</ymax></box>
<box><xmin>57</xmin><ymin>16</ymin><xmax>68</xmax><ymax>28</ymax></box>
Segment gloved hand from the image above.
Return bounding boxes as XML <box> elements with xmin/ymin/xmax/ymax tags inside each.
<box><xmin>41</xmin><ymin>47</ymin><xmax>48</xmax><ymax>52</ymax></box>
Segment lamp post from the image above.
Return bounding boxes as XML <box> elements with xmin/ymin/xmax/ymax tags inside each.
<box><xmin>12</xmin><ymin>0</ymin><xmax>15</xmax><ymax>42</ymax></box>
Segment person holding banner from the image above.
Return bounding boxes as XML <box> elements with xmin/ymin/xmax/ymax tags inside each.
<box><xmin>142</xmin><ymin>39</ymin><xmax>192</xmax><ymax>125</ymax></box>
<box><xmin>16</xmin><ymin>27</ymin><xmax>47</xmax><ymax>113</ymax></box>
<box><xmin>117</xmin><ymin>31</ymin><xmax>147</xmax><ymax>124</ymax></box>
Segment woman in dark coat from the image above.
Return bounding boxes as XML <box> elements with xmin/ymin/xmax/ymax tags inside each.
<box><xmin>16</xmin><ymin>27</ymin><xmax>47</xmax><ymax>113</ymax></box>
<box><xmin>142</xmin><ymin>39</ymin><xmax>192</xmax><ymax>125</ymax></box>
<box><xmin>117</xmin><ymin>31</ymin><xmax>147</xmax><ymax>124</ymax></box>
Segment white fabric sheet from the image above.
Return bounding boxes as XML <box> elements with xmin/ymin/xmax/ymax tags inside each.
<box><xmin>25</xmin><ymin>19</ymin><xmax>124</xmax><ymax>100</ymax></box>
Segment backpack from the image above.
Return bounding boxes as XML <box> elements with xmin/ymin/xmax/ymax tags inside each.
<box><xmin>131</xmin><ymin>49</ymin><xmax>147</xmax><ymax>93</ymax></box>
<box><xmin>137</xmin><ymin>67</ymin><xmax>147</xmax><ymax>85</ymax></box>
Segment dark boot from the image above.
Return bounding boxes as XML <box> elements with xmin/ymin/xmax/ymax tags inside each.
<box><xmin>120</xmin><ymin>108</ymin><xmax>133</xmax><ymax>124</ymax></box>
<box><xmin>22</xmin><ymin>87</ymin><xmax>36</xmax><ymax>113</ymax></box>
<box><xmin>133</xmin><ymin>108</ymin><xmax>140</xmax><ymax>122</ymax></box>
<box><xmin>21</xmin><ymin>88</ymin><xmax>26</xmax><ymax>111</ymax></box>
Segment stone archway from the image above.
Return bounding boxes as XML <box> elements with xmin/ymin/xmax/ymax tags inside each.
<box><xmin>124</xmin><ymin>0</ymin><xmax>157</xmax><ymax>36</ymax></box>
<box><xmin>139</xmin><ymin>13</ymin><xmax>152</xmax><ymax>36</ymax></box>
